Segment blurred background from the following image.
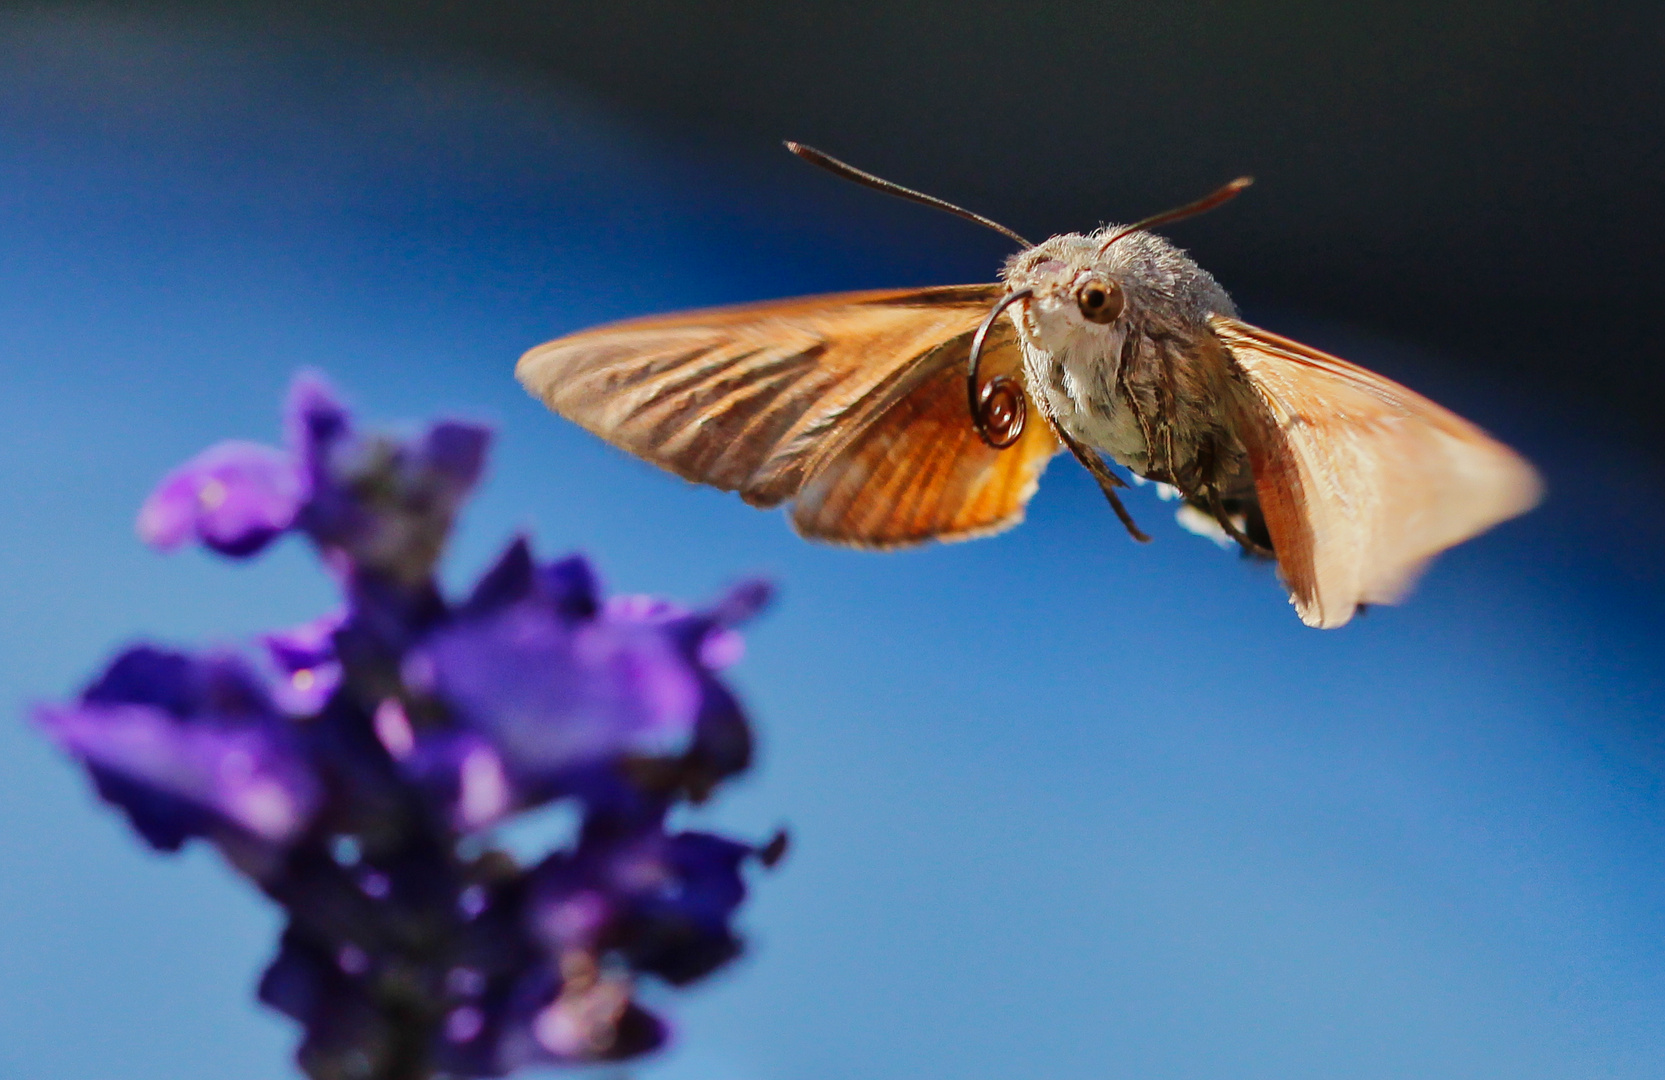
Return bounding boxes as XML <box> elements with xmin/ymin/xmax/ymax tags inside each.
<box><xmin>1</xmin><ymin>3</ymin><xmax>1661</xmax><ymax>1078</ymax></box>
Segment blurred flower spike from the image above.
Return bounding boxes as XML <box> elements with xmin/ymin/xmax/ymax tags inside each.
<box><xmin>35</xmin><ymin>372</ymin><xmax>783</xmax><ymax>1080</ymax></box>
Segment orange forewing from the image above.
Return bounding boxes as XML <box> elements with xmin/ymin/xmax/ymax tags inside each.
<box><xmin>1215</xmin><ymin>316</ymin><xmax>1542</xmax><ymax>628</ymax></box>
<box><xmin>791</xmin><ymin>315</ymin><xmax>1060</xmax><ymax>547</ymax></box>
<box><xmin>518</xmin><ymin>285</ymin><xmax>1059</xmax><ymax>545</ymax></box>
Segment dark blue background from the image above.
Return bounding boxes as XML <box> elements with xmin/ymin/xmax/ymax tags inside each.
<box><xmin>0</xmin><ymin>12</ymin><xmax>1659</xmax><ymax>1080</ymax></box>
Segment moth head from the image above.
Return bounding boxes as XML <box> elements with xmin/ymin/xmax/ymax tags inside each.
<box><xmin>1001</xmin><ymin>236</ymin><xmax>1120</xmax><ymax>349</ymax></box>
<box><xmin>1001</xmin><ymin>229</ymin><xmax>1236</xmax><ymax>350</ymax></box>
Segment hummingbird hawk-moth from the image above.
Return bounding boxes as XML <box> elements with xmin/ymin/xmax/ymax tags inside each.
<box><xmin>518</xmin><ymin>144</ymin><xmax>1541</xmax><ymax>628</ymax></box>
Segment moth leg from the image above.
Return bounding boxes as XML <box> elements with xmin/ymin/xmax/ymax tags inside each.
<box><xmin>1204</xmin><ymin>483</ymin><xmax>1275</xmax><ymax>558</ymax></box>
<box><xmin>1022</xmin><ymin>375</ymin><xmax>1149</xmax><ymax>543</ymax></box>
<box><xmin>1050</xmin><ymin>420</ymin><xmax>1152</xmax><ymax>544</ymax></box>
<box><xmin>1192</xmin><ymin>437</ymin><xmax>1274</xmax><ymax>558</ymax></box>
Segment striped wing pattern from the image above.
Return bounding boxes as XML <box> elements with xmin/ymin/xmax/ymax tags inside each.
<box><xmin>519</xmin><ymin>285</ymin><xmax>1059</xmax><ymax>546</ymax></box>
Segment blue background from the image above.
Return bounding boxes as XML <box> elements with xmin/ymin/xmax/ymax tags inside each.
<box><xmin>0</xmin><ymin>12</ymin><xmax>1660</xmax><ymax>1080</ymax></box>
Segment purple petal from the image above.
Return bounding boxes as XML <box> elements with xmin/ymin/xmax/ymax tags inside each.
<box><xmin>529</xmin><ymin>826</ymin><xmax>752</xmax><ymax>987</ymax></box>
<box><xmin>40</xmin><ymin>648</ymin><xmax>323</xmax><ymax>848</ymax></box>
<box><xmin>461</xmin><ymin>538</ymin><xmax>538</xmax><ymax>616</ymax></box>
<box><xmin>605</xmin><ymin>595</ymin><xmax>686</xmax><ymax>623</ymax></box>
<box><xmin>36</xmin><ymin>700</ymin><xmax>321</xmax><ymax>846</ymax></box>
<box><xmin>607</xmin><ymin>578</ymin><xmax>770</xmax><ymax>671</ymax></box>
<box><xmin>137</xmin><ymin>440</ymin><xmax>304</xmax><ymax>557</ymax></box>
<box><xmin>419</xmin><ymin>421</ymin><xmax>490</xmax><ymax>499</ymax></box>
<box><xmin>538</xmin><ymin>555</ymin><xmax>601</xmax><ymax>620</ymax></box>
<box><xmin>258</xmin><ymin>930</ymin><xmax>390</xmax><ymax>1079</ymax></box>
<box><xmin>611</xmin><ymin>831</ymin><xmax>750</xmax><ymax>984</ymax></box>
<box><xmin>278</xmin><ymin>370</ymin><xmax>495</xmax><ymax>586</ymax></box>
<box><xmin>262</xmin><ymin>614</ymin><xmax>345</xmax><ymax>715</ymax></box>
<box><xmin>710</xmin><ymin>578</ymin><xmax>773</xmax><ymax>627</ymax></box>
<box><xmin>85</xmin><ymin>646</ymin><xmax>281</xmax><ymax>722</ymax></box>
<box><xmin>262</xmin><ymin>612</ymin><xmax>344</xmax><ymax>673</ymax></box>
<box><xmin>697</xmin><ymin>628</ymin><xmax>744</xmax><ymax>669</ymax></box>
<box><xmin>269</xmin><ymin>663</ymin><xmax>342</xmax><ymax>717</ymax></box>
<box><xmin>401</xmin><ymin>730</ymin><xmax>514</xmax><ymax>832</ymax></box>
<box><xmin>284</xmin><ymin>370</ymin><xmax>352</xmax><ymax>466</ymax></box>
<box><xmin>418</xmin><ymin>599</ymin><xmax>702</xmax><ymax>784</ymax></box>
<box><xmin>82</xmin><ymin>646</ymin><xmax>199</xmax><ymax>715</ymax></box>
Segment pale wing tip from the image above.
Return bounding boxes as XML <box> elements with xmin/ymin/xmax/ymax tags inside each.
<box><xmin>515</xmin><ymin>341</ymin><xmax>562</xmax><ymax>407</ymax></box>
<box><xmin>1287</xmin><ymin>558</ymin><xmax>1426</xmax><ymax>631</ymax></box>
<box><xmin>1455</xmin><ymin>444</ymin><xmax>1545</xmax><ymax>543</ymax></box>
<box><xmin>1294</xmin><ymin>598</ymin><xmax>1352</xmax><ymax>630</ymax></box>
<box><xmin>1285</xmin><ymin>573</ymin><xmax>1358</xmax><ymax>629</ymax></box>
<box><xmin>1506</xmin><ymin>454</ymin><xmax>1548</xmax><ymax>517</ymax></box>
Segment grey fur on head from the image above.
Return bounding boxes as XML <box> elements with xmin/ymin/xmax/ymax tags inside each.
<box><xmin>1003</xmin><ymin>229</ymin><xmax>1236</xmax><ymax>323</ymax></box>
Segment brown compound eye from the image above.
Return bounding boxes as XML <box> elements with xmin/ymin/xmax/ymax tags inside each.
<box><xmin>1075</xmin><ymin>276</ymin><xmax>1124</xmax><ymax>324</ymax></box>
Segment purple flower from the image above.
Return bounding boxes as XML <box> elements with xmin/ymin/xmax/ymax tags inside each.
<box><xmin>137</xmin><ymin>440</ymin><xmax>305</xmax><ymax>557</ymax></box>
<box><xmin>138</xmin><ymin>371</ymin><xmax>490</xmax><ymax>587</ymax></box>
<box><xmin>291</xmin><ymin>373</ymin><xmax>490</xmax><ymax>586</ymax></box>
<box><xmin>387</xmin><ymin>541</ymin><xmax>769</xmax><ymax>825</ymax></box>
<box><xmin>34</xmin><ymin>648</ymin><xmax>322</xmax><ymax>851</ymax></box>
<box><xmin>415</xmin><ymin>549</ymin><xmax>699</xmax><ymax>781</ymax></box>
<box><xmin>41</xmin><ymin>372</ymin><xmax>781</xmax><ymax>1080</ymax></box>
<box><xmin>304</xmin><ymin>420</ymin><xmax>490</xmax><ymax>586</ymax></box>
<box><xmin>530</xmin><ymin>821</ymin><xmax>760</xmax><ymax>986</ymax></box>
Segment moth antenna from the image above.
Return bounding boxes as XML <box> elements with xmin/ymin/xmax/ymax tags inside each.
<box><xmin>785</xmin><ymin>141</ymin><xmax>1033</xmax><ymax>248</ymax></box>
<box><xmin>1099</xmin><ymin>176</ymin><xmax>1254</xmax><ymax>254</ymax></box>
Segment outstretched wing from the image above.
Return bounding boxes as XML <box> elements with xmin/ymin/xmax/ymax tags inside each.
<box><xmin>1215</xmin><ymin>316</ymin><xmax>1542</xmax><ymax>629</ymax></box>
<box><xmin>518</xmin><ymin>285</ymin><xmax>1059</xmax><ymax>546</ymax></box>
